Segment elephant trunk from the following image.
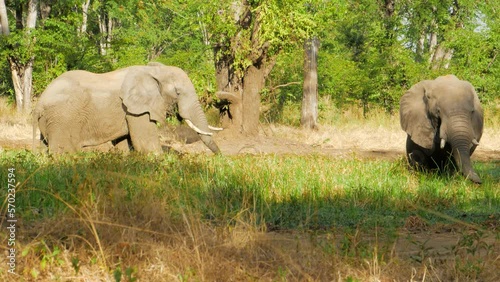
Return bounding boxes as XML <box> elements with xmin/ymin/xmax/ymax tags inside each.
<box><xmin>181</xmin><ymin>101</ymin><xmax>221</xmax><ymax>154</ymax></box>
<box><xmin>446</xmin><ymin>115</ymin><xmax>481</xmax><ymax>183</ymax></box>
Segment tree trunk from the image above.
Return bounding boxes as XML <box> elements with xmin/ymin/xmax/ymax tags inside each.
<box><xmin>98</xmin><ymin>11</ymin><xmax>112</xmax><ymax>55</ymax></box>
<box><xmin>107</xmin><ymin>16</ymin><xmax>112</xmax><ymax>49</ymax></box>
<box><xmin>428</xmin><ymin>4</ymin><xmax>460</xmax><ymax>70</ymax></box>
<box><xmin>213</xmin><ymin>1</ymin><xmax>278</xmax><ymax>135</ymax></box>
<box><xmin>428</xmin><ymin>32</ymin><xmax>438</xmax><ymax>64</ymax></box>
<box><xmin>416</xmin><ymin>31</ymin><xmax>425</xmax><ymax>62</ymax></box>
<box><xmin>10</xmin><ymin>58</ymin><xmax>35</xmax><ymax>112</ymax></box>
<box><xmin>430</xmin><ymin>45</ymin><xmax>454</xmax><ymax>69</ymax></box>
<box><xmin>216</xmin><ymin>57</ymin><xmax>274</xmax><ymax>135</ymax></box>
<box><xmin>215</xmin><ymin>49</ymin><xmax>242</xmax><ymax>132</ymax></box>
<box><xmin>301</xmin><ymin>37</ymin><xmax>319</xmax><ymax>130</ymax></box>
<box><xmin>443</xmin><ymin>49</ymin><xmax>454</xmax><ymax>68</ymax></box>
<box><xmin>14</xmin><ymin>4</ymin><xmax>22</xmax><ymax>29</ymax></box>
<box><xmin>9</xmin><ymin>0</ymin><xmax>37</xmax><ymax>113</ymax></box>
<box><xmin>216</xmin><ymin>65</ymin><xmax>263</xmax><ymax>135</ymax></box>
<box><xmin>241</xmin><ymin>65</ymin><xmax>264</xmax><ymax>134</ymax></box>
<box><xmin>39</xmin><ymin>0</ymin><xmax>51</xmax><ymax>20</ymax></box>
<box><xmin>9</xmin><ymin>60</ymin><xmax>23</xmax><ymax>112</ymax></box>
<box><xmin>26</xmin><ymin>0</ymin><xmax>37</xmax><ymax>28</ymax></box>
<box><xmin>0</xmin><ymin>0</ymin><xmax>9</xmax><ymax>35</ymax></box>
<box><xmin>428</xmin><ymin>5</ymin><xmax>438</xmax><ymax>64</ymax></box>
<box><xmin>80</xmin><ymin>0</ymin><xmax>90</xmax><ymax>34</ymax></box>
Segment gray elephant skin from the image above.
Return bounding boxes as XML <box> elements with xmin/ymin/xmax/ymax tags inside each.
<box><xmin>34</xmin><ymin>62</ymin><xmax>220</xmax><ymax>154</ymax></box>
<box><xmin>399</xmin><ymin>75</ymin><xmax>484</xmax><ymax>183</ymax></box>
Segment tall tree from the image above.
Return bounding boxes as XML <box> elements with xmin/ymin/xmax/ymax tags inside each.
<box><xmin>203</xmin><ymin>0</ymin><xmax>313</xmax><ymax>134</ymax></box>
<box><xmin>401</xmin><ymin>0</ymin><xmax>477</xmax><ymax>70</ymax></box>
<box><xmin>80</xmin><ymin>0</ymin><xmax>91</xmax><ymax>35</ymax></box>
<box><xmin>0</xmin><ymin>0</ymin><xmax>8</xmax><ymax>36</ymax></box>
<box><xmin>3</xmin><ymin>0</ymin><xmax>38</xmax><ymax>112</ymax></box>
<box><xmin>301</xmin><ymin>37</ymin><xmax>319</xmax><ymax>129</ymax></box>
<box><xmin>97</xmin><ymin>1</ymin><xmax>113</xmax><ymax>56</ymax></box>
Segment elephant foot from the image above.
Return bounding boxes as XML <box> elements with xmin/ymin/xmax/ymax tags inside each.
<box><xmin>464</xmin><ymin>171</ymin><xmax>482</xmax><ymax>184</ymax></box>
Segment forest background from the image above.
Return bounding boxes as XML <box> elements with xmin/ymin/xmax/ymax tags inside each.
<box><xmin>1</xmin><ymin>0</ymin><xmax>499</xmax><ymax>128</ymax></box>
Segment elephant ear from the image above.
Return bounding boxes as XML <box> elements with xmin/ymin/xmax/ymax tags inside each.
<box><xmin>120</xmin><ymin>68</ymin><xmax>166</xmax><ymax>122</ymax></box>
<box><xmin>470</xmin><ymin>85</ymin><xmax>484</xmax><ymax>141</ymax></box>
<box><xmin>399</xmin><ymin>81</ymin><xmax>435</xmax><ymax>149</ymax></box>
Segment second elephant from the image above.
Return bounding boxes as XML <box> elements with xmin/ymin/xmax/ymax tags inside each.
<box><xmin>399</xmin><ymin>75</ymin><xmax>483</xmax><ymax>183</ymax></box>
<box><xmin>34</xmin><ymin>62</ymin><xmax>221</xmax><ymax>154</ymax></box>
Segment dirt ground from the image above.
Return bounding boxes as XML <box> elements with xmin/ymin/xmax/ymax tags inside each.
<box><xmin>3</xmin><ymin>121</ymin><xmax>498</xmax><ymax>161</ymax></box>
<box><xmin>170</xmin><ymin>123</ymin><xmax>500</xmax><ymax>161</ymax></box>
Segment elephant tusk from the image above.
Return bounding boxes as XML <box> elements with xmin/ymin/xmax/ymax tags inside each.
<box><xmin>208</xmin><ymin>125</ymin><xmax>223</xmax><ymax>131</ymax></box>
<box><xmin>440</xmin><ymin>138</ymin><xmax>446</xmax><ymax>149</ymax></box>
<box><xmin>185</xmin><ymin>119</ymin><xmax>213</xmax><ymax>136</ymax></box>
<box><xmin>472</xmin><ymin>139</ymin><xmax>480</xmax><ymax>146</ymax></box>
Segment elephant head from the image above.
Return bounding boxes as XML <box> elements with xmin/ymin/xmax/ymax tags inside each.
<box><xmin>400</xmin><ymin>75</ymin><xmax>483</xmax><ymax>183</ymax></box>
<box><xmin>120</xmin><ymin>62</ymin><xmax>221</xmax><ymax>153</ymax></box>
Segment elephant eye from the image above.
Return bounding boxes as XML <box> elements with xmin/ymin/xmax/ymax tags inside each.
<box><xmin>174</xmin><ymin>87</ymin><xmax>181</xmax><ymax>96</ymax></box>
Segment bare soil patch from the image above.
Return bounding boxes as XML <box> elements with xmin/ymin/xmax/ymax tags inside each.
<box><xmin>165</xmin><ymin>123</ymin><xmax>500</xmax><ymax>161</ymax></box>
<box><xmin>2</xmin><ymin>121</ymin><xmax>499</xmax><ymax>161</ymax></box>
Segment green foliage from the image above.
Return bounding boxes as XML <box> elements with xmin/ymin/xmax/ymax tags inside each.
<box><xmin>200</xmin><ymin>0</ymin><xmax>314</xmax><ymax>77</ymax></box>
<box><xmin>0</xmin><ymin>30</ymin><xmax>36</xmax><ymax>65</ymax></box>
<box><xmin>312</xmin><ymin>0</ymin><xmax>414</xmax><ymax>114</ymax></box>
<box><xmin>397</xmin><ymin>0</ymin><xmax>500</xmax><ymax>104</ymax></box>
<box><xmin>34</xmin><ymin>15</ymin><xmax>100</xmax><ymax>95</ymax></box>
<box><xmin>113</xmin><ymin>265</ymin><xmax>138</xmax><ymax>282</ymax></box>
<box><xmin>257</xmin><ymin>0</ymin><xmax>316</xmax><ymax>53</ymax></box>
<box><xmin>0</xmin><ymin>62</ymin><xmax>13</xmax><ymax>98</ymax></box>
<box><xmin>262</xmin><ymin>48</ymin><xmax>303</xmax><ymax>122</ymax></box>
<box><xmin>0</xmin><ymin>0</ymin><xmax>499</xmax><ymax>114</ymax></box>
<box><xmin>446</xmin><ymin>18</ymin><xmax>500</xmax><ymax>105</ymax></box>
<box><xmin>20</xmin><ymin>240</ymin><xmax>65</xmax><ymax>279</ymax></box>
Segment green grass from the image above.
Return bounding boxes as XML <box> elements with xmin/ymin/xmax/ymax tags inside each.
<box><xmin>0</xmin><ymin>150</ymin><xmax>498</xmax><ymax>281</ymax></box>
<box><xmin>1</xmin><ymin>150</ymin><xmax>497</xmax><ymax>230</ymax></box>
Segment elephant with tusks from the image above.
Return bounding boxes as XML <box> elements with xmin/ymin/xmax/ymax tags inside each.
<box><xmin>400</xmin><ymin>75</ymin><xmax>484</xmax><ymax>183</ymax></box>
<box><xmin>33</xmin><ymin>62</ymin><xmax>222</xmax><ymax>154</ymax></box>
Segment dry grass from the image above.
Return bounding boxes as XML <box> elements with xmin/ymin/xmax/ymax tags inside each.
<box><xmin>266</xmin><ymin>105</ymin><xmax>499</xmax><ymax>156</ymax></box>
<box><xmin>3</xmin><ymin>187</ymin><xmax>497</xmax><ymax>281</ymax></box>
<box><xmin>0</xmin><ymin>202</ymin><xmax>414</xmax><ymax>281</ymax></box>
<box><xmin>0</xmin><ymin>97</ymin><xmax>34</xmax><ymax>149</ymax></box>
<box><xmin>269</xmin><ymin>122</ymin><xmax>405</xmax><ymax>153</ymax></box>
<box><xmin>0</xmin><ymin>96</ymin><xmax>31</xmax><ymax>124</ymax></box>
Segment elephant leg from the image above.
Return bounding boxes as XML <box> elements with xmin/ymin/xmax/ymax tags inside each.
<box><xmin>126</xmin><ymin>114</ymin><xmax>162</xmax><ymax>153</ymax></box>
<box><xmin>112</xmin><ymin>136</ymin><xmax>132</xmax><ymax>152</ymax></box>
<box><xmin>406</xmin><ymin>135</ymin><xmax>431</xmax><ymax>170</ymax></box>
<box><xmin>48</xmin><ymin>133</ymin><xmax>78</xmax><ymax>153</ymax></box>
